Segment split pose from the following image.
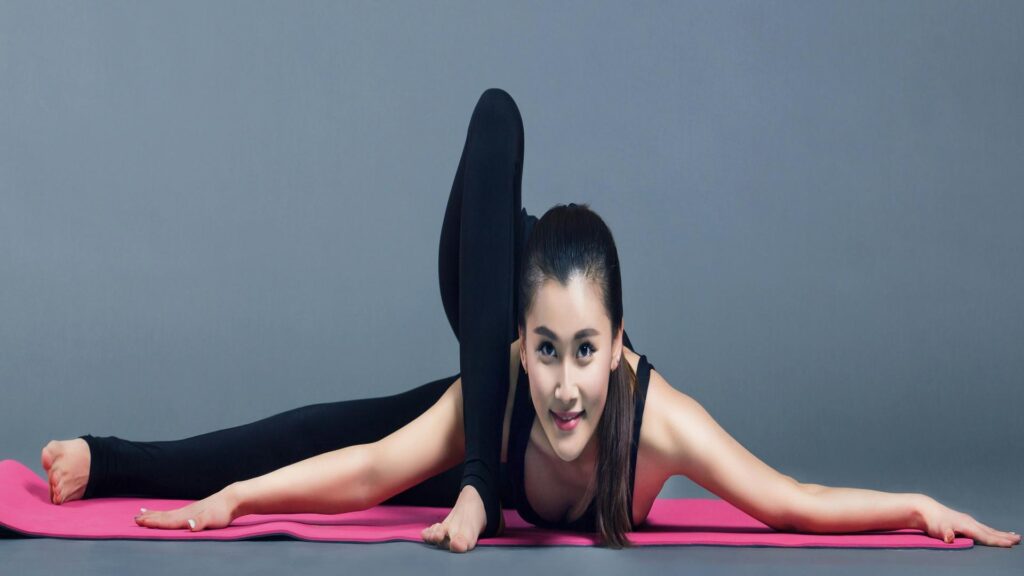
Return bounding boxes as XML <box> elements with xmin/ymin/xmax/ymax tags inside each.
<box><xmin>41</xmin><ymin>89</ymin><xmax>1019</xmax><ymax>552</ymax></box>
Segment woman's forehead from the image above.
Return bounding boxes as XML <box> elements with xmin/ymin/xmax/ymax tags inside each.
<box><xmin>527</xmin><ymin>277</ymin><xmax>610</xmax><ymax>334</ymax></box>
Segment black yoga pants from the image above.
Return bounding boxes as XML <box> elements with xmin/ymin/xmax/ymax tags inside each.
<box><xmin>78</xmin><ymin>88</ymin><xmax>527</xmax><ymax>538</ymax></box>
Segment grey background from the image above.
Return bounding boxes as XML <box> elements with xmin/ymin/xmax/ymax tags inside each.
<box><xmin>1</xmin><ymin>0</ymin><xmax>1021</xmax><ymax>574</ymax></box>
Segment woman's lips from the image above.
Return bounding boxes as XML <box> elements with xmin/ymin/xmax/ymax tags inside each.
<box><xmin>552</xmin><ymin>410</ymin><xmax>583</xmax><ymax>430</ymax></box>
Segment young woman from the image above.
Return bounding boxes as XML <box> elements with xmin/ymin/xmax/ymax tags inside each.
<box><xmin>40</xmin><ymin>90</ymin><xmax>1019</xmax><ymax>553</ymax></box>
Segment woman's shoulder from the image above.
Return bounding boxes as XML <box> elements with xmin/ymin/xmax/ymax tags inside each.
<box><xmin>635</xmin><ymin>357</ymin><xmax>697</xmax><ymax>480</ymax></box>
<box><xmin>629</xmin><ymin>351</ymin><xmax>681</xmax><ymax>522</ymax></box>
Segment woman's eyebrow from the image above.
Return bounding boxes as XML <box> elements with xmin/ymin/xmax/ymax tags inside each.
<box><xmin>533</xmin><ymin>326</ymin><xmax>600</xmax><ymax>341</ymax></box>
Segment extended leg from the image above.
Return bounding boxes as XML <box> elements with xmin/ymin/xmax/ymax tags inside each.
<box><xmin>79</xmin><ymin>374</ymin><xmax>460</xmax><ymax>504</ymax></box>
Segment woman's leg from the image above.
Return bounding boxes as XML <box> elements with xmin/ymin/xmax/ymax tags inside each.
<box><xmin>79</xmin><ymin>373</ymin><xmax>463</xmax><ymax>506</ymax></box>
<box><xmin>437</xmin><ymin>88</ymin><xmax>524</xmax><ymax>538</ymax></box>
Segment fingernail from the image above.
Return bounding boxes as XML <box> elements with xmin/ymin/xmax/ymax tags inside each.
<box><xmin>140</xmin><ymin>508</ymin><xmax>147</xmax><ymax>513</ymax></box>
<box><xmin>188</xmin><ymin>519</ymin><xmax>196</xmax><ymax>530</ymax></box>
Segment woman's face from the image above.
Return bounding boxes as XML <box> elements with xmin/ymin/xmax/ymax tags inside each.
<box><xmin>519</xmin><ymin>274</ymin><xmax>624</xmax><ymax>464</ymax></box>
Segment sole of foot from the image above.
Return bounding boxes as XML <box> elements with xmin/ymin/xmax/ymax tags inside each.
<box><xmin>41</xmin><ymin>438</ymin><xmax>91</xmax><ymax>505</ymax></box>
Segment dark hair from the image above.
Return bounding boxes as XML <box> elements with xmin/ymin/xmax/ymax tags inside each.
<box><xmin>517</xmin><ymin>202</ymin><xmax>637</xmax><ymax>549</ymax></box>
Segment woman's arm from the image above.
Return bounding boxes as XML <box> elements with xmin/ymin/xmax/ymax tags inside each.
<box><xmin>134</xmin><ymin>443</ymin><xmax>375</xmax><ymax>531</ymax></box>
<box><xmin>645</xmin><ymin>371</ymin><xmax>1020</xmax><ymax>547</ymax></box>
<box><xmin>136</xmin><ymin>380</ymin><xmax>466</xmax><ymax>531</ymax></box>
<box><xmin>759</xmin><ymin>468</ymin><xmax>1018</xmax><ymax>546</ymax></box>
<box><xmin>788</xmin><ymin>483</ymin><xmax>925</xmax><ymax>534</ymax></box>
<box><xmin>237</xmin><ymin>378</ymin><xmax>465</xmax><ymax>515</ymax></box>
<box><xmin>230</xmin><ymin>444</ymin><xmax>375</xmax><ymax>517</ymax></box>
<box><xmin>644</xmin><ymin>370</ymin><xmax>811</xmax><ymax>531</ymax></box>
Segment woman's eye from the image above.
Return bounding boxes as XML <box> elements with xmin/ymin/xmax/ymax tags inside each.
<box><xmin>537</xmin><ymin>342</ymin><xmax>596</xmax><ymax>359</ymax></box>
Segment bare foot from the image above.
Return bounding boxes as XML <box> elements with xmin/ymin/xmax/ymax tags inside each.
<box><xmin>421</xmin><ymin>484</ymin><xmax>502</xmax><ymax>553</ymax></box>
<box><xmin>41</xmin><ymin>438</ymin><xmax>91</xmax><ymax>505</ymax></box>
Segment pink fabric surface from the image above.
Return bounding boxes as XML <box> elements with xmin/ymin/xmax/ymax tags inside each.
<box><xmin>0</xmin><ymin>459</ymin><xmax>969</xmax><ymax>548</ymax></box>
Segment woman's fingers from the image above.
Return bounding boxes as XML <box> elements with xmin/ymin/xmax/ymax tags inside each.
<box><xmin>964</xmin><ymin>518</ymin><xmax>1019</xmax><ymax>547</ymax></box>
<box><xmin>921</xmin><ymin>502</ymin><xmax>1019</xmax><ymax>548</ymax></box>
<box><xmin>131</xmin><ymin>489</ymin><xmax>239</xmax><ymax>533</ymax></box>
<box><xmin>134</xmin><ymin>506</ymin><xmax>198</xmax><ymax>531</ymax></box>
<box><xmin>982</xmin><ymin>525</ymin><xmax>1021</xmax><ymax>547</ymax></box>
<box><xmin>951</xmin><ymin>518</ymin><xmax>1020</xmax><ymax>547</ymax></box>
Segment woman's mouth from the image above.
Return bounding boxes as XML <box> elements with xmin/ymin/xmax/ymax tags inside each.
<box><xmin>551</xmin><ymin>410</ymin><xmax>583</xmax><ymax>431</ymax></box>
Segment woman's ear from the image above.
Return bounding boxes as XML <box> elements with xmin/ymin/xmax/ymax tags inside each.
<box><xmin>518</xmin><ymin>326</ymin><xmax>528</xmax><ymax>374</ymax></box>
<box><xmin>611</xmin><ymin>320</ymin><xmax>624</xmax><ymax>371</ymax></box>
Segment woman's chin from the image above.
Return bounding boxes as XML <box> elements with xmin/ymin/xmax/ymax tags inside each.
<box><xmin>548</xmin><ymin>433</ymin><xmax>591</xmax><ymax>462</ymax></box>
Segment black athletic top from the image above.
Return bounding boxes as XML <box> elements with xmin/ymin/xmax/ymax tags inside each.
<box><xmin>499</xmin><ymin>350</ymin><xmax>655</xmax><ymax>533</ymax></box>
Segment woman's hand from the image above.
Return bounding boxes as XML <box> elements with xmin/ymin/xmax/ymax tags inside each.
<box><xmin>134</xmin><ymin>486</ymin><xmax>239</xmax><ymax>532</ymax></box>
<box><xmin>916</xmin><ymin>496</ymin><xmax>1020</xmax><ymax>548</ymax></box>
<box><xmin>421</xmin><ymin>484</ymin><xmax>498</xmax><ymax>553</ymax></box>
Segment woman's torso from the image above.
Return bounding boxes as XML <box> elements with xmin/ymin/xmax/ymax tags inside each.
<box><xmin>497</xmin><ymin>340</ymin><xmax>669</xmax><ymax>530</ymax></box>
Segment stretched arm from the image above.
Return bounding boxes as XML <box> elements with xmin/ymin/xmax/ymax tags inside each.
<box><xmin>646</xmin><ymin>370</ymin><xmax>1019</xmax><ymax>547</ymax></box>
<box><xmin>790</xmin><ymin>483</ymin><xmax>924</xmax><ymax>534</ymax></box>
<box><xmin>230</xmin><ymin>444</ymin><xmax>374</xmax><ymax>516</ymax></box>
<box><xmin>798</xmin><ymin>483</ymin><xmax>1019</xmax><ymax>547</ymax></box>
<box><xmin>645</xmin><ymin>369</ymin><xmax>811</xmax><ymax>531</ymax></box>
<box><xmin>134</xmin><ymin>443</ymin><xmax>374</xmax><ymax>531</ymax></box>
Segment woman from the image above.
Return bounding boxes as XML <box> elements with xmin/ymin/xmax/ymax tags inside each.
<box><xmin>40</xmin><ymin>89</ymin><xmax>1019</xmax><ymax>552</ymax></box>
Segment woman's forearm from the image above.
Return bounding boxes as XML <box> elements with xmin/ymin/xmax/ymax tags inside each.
<box><xmin>793</xmin><ymin>485</ymin><xmax>928</xmax><ymax>534</ymax></box>
<box><xmin>227</xmin><ymin>444</ymin><xmax>374</xmax><ymax>518</ymax></box>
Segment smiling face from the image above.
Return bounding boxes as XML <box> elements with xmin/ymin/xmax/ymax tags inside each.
<box><xmin>518</xmin><ymin>273</ymin><xmax>625</xmax><ymax>465</ymax></box>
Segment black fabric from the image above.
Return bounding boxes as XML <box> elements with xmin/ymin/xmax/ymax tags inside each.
<box><xmin>437</xmin><ymin>88</ymin><xmax>525</xmax><ymax>538</ymax></box>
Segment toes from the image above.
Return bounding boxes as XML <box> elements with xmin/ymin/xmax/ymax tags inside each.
<box><xmin>422</xmin><ymin>523</ymin><xmax>443</xmax><ymax>544</ymax></box>
<box><xmin>52</xmin><ymin>471</ymin><xmax>65</xmax><ymax>504</ymax></box>
<box><xmin>41</xmin><ymin>446</ymin><xmax>52</xmax><ymax>471</ymax></box>
<box><xmin>449</xmin><ymin>534</ymin><xmax>470</xmax><ymax>553</ymax></box>
<box><xmin>41</xmin><ymin>440</ymin><xmax>63</xmax><ymax>471</ymax></box>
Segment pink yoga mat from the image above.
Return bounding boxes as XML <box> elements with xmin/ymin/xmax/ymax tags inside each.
<box><xmin>0</xmin><ymin>459</ymin><xmax>969</xmax><ymax>548</ymax></box>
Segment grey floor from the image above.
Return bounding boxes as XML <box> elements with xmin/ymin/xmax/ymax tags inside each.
<box><xmin>1</xmin><ymin>530</ymin><xmax>1021</xmax><ymax>576</ymax></box>
<box><xmin>2</xmin><ymin>474</ymin><xmax>1020</xmax><ymax>576</ymax></box>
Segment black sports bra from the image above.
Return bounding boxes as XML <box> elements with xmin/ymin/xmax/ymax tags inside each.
<box><xmin>499</xmin><ymin>349</ymin><xmax>654</xmax><ymax>533</ymax></box>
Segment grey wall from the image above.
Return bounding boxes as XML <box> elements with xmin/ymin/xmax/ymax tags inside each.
<box><xmin>2</xmin><ymin>0</ymin><xmax>1021</xmax><ymax>517</ymax></box>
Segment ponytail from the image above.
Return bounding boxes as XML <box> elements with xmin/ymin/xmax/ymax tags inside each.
<box><xmin>593</xmin><ymin>351</ymin><xmax>637</xmax><ymax>548</ymax></box>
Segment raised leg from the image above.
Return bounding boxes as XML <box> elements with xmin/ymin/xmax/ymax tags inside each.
<box><xmin>437</xmin><ymin>88</ymin><xmax>524</xmax><ymax>538</ymax></box>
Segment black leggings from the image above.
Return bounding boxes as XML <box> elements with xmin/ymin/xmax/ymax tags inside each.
<box><xmin>79</xmin><ymin>88</ymin><xmax>528</xmax><ymax>539</ymax></box>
